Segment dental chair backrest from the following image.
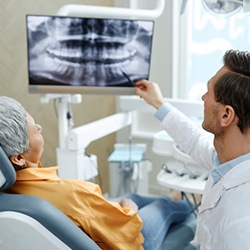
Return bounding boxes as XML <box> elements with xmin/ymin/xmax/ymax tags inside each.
<box><xmin>0</xmin><ymin>146</ymin><xmax>100</xmax><ymax>250</ymax></box>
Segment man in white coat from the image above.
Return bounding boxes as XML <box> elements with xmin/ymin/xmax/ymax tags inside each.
<box><xmin>134</xmin><ymin>49</ymin><xmax>250</xmax><ymax>250</ymax></box>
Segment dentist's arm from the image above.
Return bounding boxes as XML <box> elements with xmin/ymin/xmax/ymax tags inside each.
<box><xmin>135</xmin><ymin>80</ymin><xmax>165</xmax><ymax>109</ymax></box>
<box><xmin>135</xmin><ymin>79</ymin><xmax>215</xmax><ymax>171</ymax></box>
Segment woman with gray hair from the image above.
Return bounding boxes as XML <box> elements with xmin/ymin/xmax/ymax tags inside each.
<box><xmin>0</xmin><ymin>95</ymin><xmax>193</xmax><ymax>250</ymax></box>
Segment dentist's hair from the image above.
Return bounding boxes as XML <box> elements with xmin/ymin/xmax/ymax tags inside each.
<box><xmin>0</xmin><ymin>96</ymin><xmax>30</xmax><ymax>157</ymax></box>
<box><xmin>223</xmin><ymin>49</ymin><xmax>250</xmax><ymax>76</ymax></box>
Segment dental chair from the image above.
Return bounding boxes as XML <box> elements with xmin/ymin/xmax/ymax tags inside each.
<box><xmin>0</xmin><ymin>145</ymin><xmax>197</xmax><ymax>250</ymax></box>
<box><xmin>0</xmin><ymin>146</ymin><xmax>100</xmax><ymax>250</ymax></box>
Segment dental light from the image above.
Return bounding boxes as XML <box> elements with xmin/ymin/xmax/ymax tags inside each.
<box><xmin>181</xmin><ymin>0</ymin><xmax>250</xmax><ymax>15</ymax></box>
<box><xmin>203</xmin><ymin>0</ymin><xmax>250</xmax><ymax>15</ymax></box>
<box><xmin>203</xmin><ymin>0</ymin><xmax>243</xmax><ymax>15</ymax></box>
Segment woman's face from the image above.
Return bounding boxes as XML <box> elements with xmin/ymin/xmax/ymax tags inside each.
<box><xmin>23</xmin><ymin>112</ymin><xmax>44</xmax><ymax>167</ymax></box>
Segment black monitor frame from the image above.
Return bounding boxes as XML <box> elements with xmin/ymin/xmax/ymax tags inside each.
<box><xmin>26</xmin><ymin>14</ymin><xmax>155</xmax><ymax>95</ymax></box>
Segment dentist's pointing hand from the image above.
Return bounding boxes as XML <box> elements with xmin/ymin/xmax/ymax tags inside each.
<box><xmin>135</xmin><ymin>80</ymin><xmax>165</xmax><ymax>109</ymax></box>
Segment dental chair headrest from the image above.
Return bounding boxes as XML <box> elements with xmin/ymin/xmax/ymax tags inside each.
<box><xmin>0</xmin><ymin>146</ymin><xmax>16</xmax><ymax>191</ymax></box>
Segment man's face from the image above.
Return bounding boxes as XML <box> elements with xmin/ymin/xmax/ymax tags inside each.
<box><xmin>201</xmin><ymin>66</ymin><xmax>230</xmax><ymax>135</ymax></box>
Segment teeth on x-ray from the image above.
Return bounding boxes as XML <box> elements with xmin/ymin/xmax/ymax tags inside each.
<box><xmin>28</xmin><ymin>16</ymin><xmax>154</xmax><ymax>86</ymax></box>
<box><xmin>46</xmin><ymin>42</ymin><xmax>137</xmax><ymax>65</ymax></box>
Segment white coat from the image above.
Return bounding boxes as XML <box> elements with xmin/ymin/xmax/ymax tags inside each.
<box><xmin>160</xmin><ymin>106</ymin><xmax>250</xmax><ymax>250</ymax></box>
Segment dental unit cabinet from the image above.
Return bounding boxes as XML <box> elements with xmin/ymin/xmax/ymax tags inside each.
<box><xmin>108</xmin><ymin>143</ymin><xmax>152</xmax><ymax>198</ymax></box>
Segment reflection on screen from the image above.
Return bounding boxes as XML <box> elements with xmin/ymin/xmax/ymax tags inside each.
<box><xmin>27</xmin><ymin>15</ymin><xmax>154</xmax><ymax>87</ymax></box>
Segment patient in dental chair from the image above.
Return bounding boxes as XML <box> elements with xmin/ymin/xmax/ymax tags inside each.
<box><xmin>0</xmin><ymin>96</ymin><xmax>194</xmax><ymax>250</ymax></box>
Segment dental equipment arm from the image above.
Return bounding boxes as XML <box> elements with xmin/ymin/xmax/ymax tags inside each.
<box><xmin>67</xmin><ymin>112</ymin><xmax>132</xmax><ymax>151</ymax></box>
<box><xmin>57</xmin><ymin>0</ymin><xmax>165</xmax><ymax>20</ymax></box>
<box><xmin>56</xmin><ymin>111</ymin><xmax>132</xmax><ymax>180</ymax></box>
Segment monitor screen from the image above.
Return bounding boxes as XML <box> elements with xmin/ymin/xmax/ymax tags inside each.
<box><xmin>26</xmin><ymin>15</ymin><xmax>154</xmax><ymax>95</ymax></box>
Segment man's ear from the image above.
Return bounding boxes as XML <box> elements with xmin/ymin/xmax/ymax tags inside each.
<box><xmin>220</xmin><ymin>105</ymin><xmax>236</xmax><ymax>128</ymax></box>
<box><xmin>10</xmin><ymin>154</ymin><xmax>26</xmax><ymax>167</ymax></box>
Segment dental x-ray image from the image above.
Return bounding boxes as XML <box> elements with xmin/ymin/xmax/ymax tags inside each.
<box><xmin>26</xmin><ymin>15</ymin><xmax>154</xmax><ymax>90</ymax></box>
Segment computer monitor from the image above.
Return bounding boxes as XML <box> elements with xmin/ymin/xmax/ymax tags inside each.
<box><xmin>26</xmin><ymin>14</ymin><xmax>154</xmax><ymax>95</ymax></box>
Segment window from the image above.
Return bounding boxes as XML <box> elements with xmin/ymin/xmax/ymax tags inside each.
<box><xmin>182</xmin><ymin>0</ymin><xmax>250</xmax><ymax>100</ymax></box>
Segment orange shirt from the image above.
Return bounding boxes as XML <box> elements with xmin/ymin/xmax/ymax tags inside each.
<box><xmin>6</xmin><ymin>165</ymin><xmax>144</xmax><ymax>250</ymax></box>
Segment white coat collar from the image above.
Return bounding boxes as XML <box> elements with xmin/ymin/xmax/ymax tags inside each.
<box><xmin>199</xmin><ymin>159</ymin><xmax>250</xmax><ymax>213</ymax></box>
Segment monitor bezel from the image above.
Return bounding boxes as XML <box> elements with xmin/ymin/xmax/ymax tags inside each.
<box><xmin>26</xmin><ymin>14</ymin><xmax>155</xmax><ymax>96</ymax></box>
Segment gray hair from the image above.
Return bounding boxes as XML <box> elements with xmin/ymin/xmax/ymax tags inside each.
<box><xmin>0</xmin><ymin>96</ymin><xmax>30</xmax><ymax>157</ymax></box>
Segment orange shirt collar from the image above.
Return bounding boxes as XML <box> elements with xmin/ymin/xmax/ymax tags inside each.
<box><xmin>16</xmin><ymin>165</ymin><xmax>60</xmax><ymax>181</ymax></box>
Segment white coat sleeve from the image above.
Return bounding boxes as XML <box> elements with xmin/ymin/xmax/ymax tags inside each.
<box><xmin>161</xmin><ymin>106</ymin><xmax>215</xmax><ymax>171</ymax></box>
